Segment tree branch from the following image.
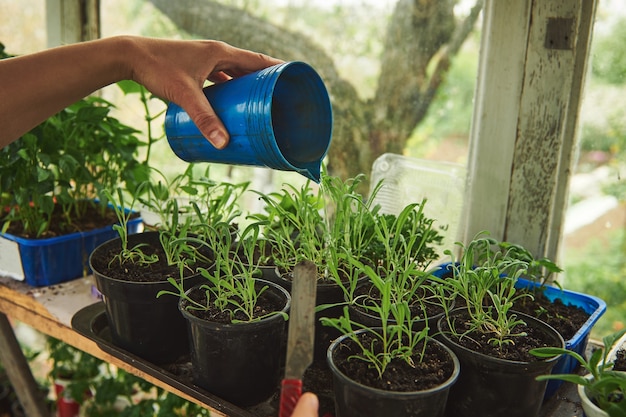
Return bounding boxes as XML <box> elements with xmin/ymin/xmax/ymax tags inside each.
<box><xmin>419</xmin><ymin>0</ymin><xmax>485</xmax><ymax>117</ymax></box>
<box><xmin>148</xmin><ymin>0</ymin><xmax>481</xmax><ymax>184</ymax></box>
<box><xmin>148</xmin><ymin>0</ymin><xmax>368</xmax><ymax>178</ymax></box>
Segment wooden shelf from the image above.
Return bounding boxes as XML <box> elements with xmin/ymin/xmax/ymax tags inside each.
<box><xmin>0</xmin><ymin>275</ymin><xmax>233</xmax><ymax>417</ymax></box>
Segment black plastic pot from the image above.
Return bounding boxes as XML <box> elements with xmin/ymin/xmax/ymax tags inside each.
<box><xmin>348</xmin><ymin>282</ymin><xmax>453</xmax><ymax>337</ymax></box>
<box><xmin>327</xmin><ymin>329</ymin><xmax>460</xmax><ymax>417</ymax></box>
<box><xmin>277</xmin><ymin>272</ymin><xmax>347</xmax><ymax>361</ymax></box>
<box><xmin>180</xmin><ymin>279</ymin><xmax>290</xmax><ymax>407</ymax></box>
<box><xmin>256</xmin><ymin>264</ymin><xmax>281</xmax><ymax>283</ymax></box>
<box><xmin>90</xmin><ymin>231</ymin><xmax>204</xmax><ymax>364</ymax></box>
<box><xmin>437</xmin><ymin>308</ymin><xmax>564</xmax><ymax>417</ymax></box>
<box><xmin>430</xmin><ymin>262</ymin><xmax>607</xmax><ymax>400</ymax></box>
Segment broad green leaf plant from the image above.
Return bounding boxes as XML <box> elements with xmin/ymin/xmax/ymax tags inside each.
<box><xmin>47</xmin><ymin>336</ymin><xmax>103</xmax><ymax>404</ymax></box>
<box><xmin>47</xmin><ymin>337</ymin><xmax>210</xmax><ymax>417</ymax></box>
<box><xmin>0</xmin><ymin>97</ymin><xmax>144</xmax><ymax>238</ymax></box>
<box><xmin>532</xmin><ymin>329</ymin><xmax>626</xmax><ymax>417</ymax></box>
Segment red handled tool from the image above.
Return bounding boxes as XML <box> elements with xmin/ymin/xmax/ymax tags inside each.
<box><xmin>278</xmin><ymin>260</ymin><xmax>317</xmax><ymax>417</ymax></box>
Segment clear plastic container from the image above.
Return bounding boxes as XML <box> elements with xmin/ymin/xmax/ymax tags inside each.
<box><xmin>369</xmin><ymin>153</ymin><xmax>467</xmax><ymax>253</ymax></box>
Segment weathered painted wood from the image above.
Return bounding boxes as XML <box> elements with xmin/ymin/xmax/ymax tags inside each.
<box><xmin>464</xmin><ymin>0</ymin><xmax>598</xmax><ymax>263</ymax></box>
<box><xmin>0</xmin><ymin>313</ymin><xmax>49</xmax><ymax>417</ymax></box>
<box><xmin>463</xmin><ymin>0</ymin><xmax>532</xmax><ymax>242</ymax></box>
<box><xmin>46</xmin><ymin>0</ymin><xmax>100</xmax><ymax>47</ymax></box>
<box><xmin>0</xmin><ymin>275</ymin><xmax>230</xmax><ymax>416</ymax></box>
<box><xmin>545</xmin><ymin>0</ymin><xmax>597</xmax><ymax>263</ymax></box>
<box><xmin>507</xmin><ymin>0</ymin><xmax>597</xmax><ymax>261</ymax></box>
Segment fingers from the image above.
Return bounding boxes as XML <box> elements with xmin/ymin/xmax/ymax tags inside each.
<box><xmin>130</xmin><ymin>38</ymin><xmax>283</xmax><ymax>149</ymax></box>
<box><xmin>187</xmin><ymin>46</ymin><xmax>282</xmax><ymax>148</ymax></box>
<box><xmin>291</xmin><ymin>392</ymin><xmax>319</xmax><ymax>417</ymax></box>
<box><xmin>217</xmin><ymin>44</ymin><xmax>284</xmax><ymax>77</ymax></box>
<box><xmin>208</xmin><ymin>71</ymin><xmax>232</xmax><ymax>84</ymax></box>
<box><xmin>181</xmin><ymin>87</ymin><xmax>229</xmax><ymax>149</ymax></box>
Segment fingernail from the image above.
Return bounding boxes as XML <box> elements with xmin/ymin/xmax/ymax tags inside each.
<box><xmin>208</xmin><ymin>129</ymin><xmax>227</xmax><ymax>148</ymax></box>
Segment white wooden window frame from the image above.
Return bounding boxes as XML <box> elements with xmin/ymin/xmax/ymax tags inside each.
<box><xmin>46</xmin><ymin>0</ymin><xmax>100</xmax><ymax>47</ymax></box>
<box><xmin>463</xmin><ymin>0</ymin><xmax>598</xmax><ymax>263</ymax></box>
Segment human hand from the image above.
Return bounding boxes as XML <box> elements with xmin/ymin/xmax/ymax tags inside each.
<box><xmin>291</xmin><ymin>392</ymin><xmax>319</xmax><ymax>417</ymax></box>
<box><xmin>125</xmin><ymin>37</ymin><xmax>283</xmax><ymax>149</ymax></box>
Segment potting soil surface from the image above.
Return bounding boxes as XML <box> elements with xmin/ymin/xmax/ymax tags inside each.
<box><xmin>513</xmin><ymin>290</ymin><xmax>591</xmax><ymax>341</ymax></box>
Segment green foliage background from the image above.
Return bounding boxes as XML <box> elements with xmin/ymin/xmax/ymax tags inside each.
<box><xmin>564</xmin><ymin>229</ymin><xmax>626</xmax><ymax>339</ymax></box>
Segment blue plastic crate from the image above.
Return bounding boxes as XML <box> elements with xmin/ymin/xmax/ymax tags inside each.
<box><xmin>0</xmin><ymin>215</ymin><xmax>142</xmax><ymax>287</ymax></box>
<box><xmin>429</xmin><ymin>262</ymin><xmax>607</xmax><ymax>399</ymax></box>
<box><xmin>515</xmin><ymin>277</ymin><xmax>606</xmax><ymax>398</ymax></box>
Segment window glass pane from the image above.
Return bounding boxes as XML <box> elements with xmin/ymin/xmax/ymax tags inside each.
<box><xmin>99</xmin><ymin>0</ymin><xmax>479</xmax><ymax>185</ymax></box>
<box><xmin>0</xmin><ymin>0</ymin><xmax>480</xmax><ymax>240</ymax></box>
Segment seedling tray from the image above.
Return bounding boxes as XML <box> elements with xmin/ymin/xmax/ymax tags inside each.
<box><xmin>72</xmin><ymin>302</ymin><xmax>267</xmax><ymax>417</ymax></box>
<box><xmin>0</xmin><ymin>215</ymin><xmax>142</xmax><ymax>287</ymax></box>
<box><xmin>429</xmin><ymin>262</ymin><xmax>607</xmax><ymax>399</ymax></box>
<box><xmin>71</xmin><ymin>301</ymin><xmax>585</xmax><ymax>417</ymax></box>
<box><xmin>515</xmin><ymin>277</ymin><xmax>607</xmax><ymax>398</ymax></box>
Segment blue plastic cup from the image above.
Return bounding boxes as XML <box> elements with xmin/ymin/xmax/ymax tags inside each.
<box><xmin>165</xmin><ymin>61</ymin><xmax>333</xmax><ymax>182</ymax></box>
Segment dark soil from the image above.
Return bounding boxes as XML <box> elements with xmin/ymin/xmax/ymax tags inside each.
<box><xmin>302</xmin><ymin>361</ymin><xmax>337</xmax><ymax>416</ymax></box>
<box><xmin>2</xmin><ymin>203</ymin><xmax>130</xmax><ymax>239</ymax></box>
<box><xmin>90</xmin><ymin>235</ymin><xmax>212</xmax><ymax>283</ymax></box>
<box><xmin>614</xmin><ymin>349</ymin><xmax>626</xmax><ymax>371</ymax></box>
<box><xmin>434</xmin><ymin>266</ymin><xmax>591</xmax><ymax>343</ymax></box>
<box><xmin>330</xmin><ymin>332</ymin><xmax>455</xmax><ymax>392</ymax></box>
<box><xmin>512</xmin><ymin>289</ymin><xmax>591</xmax><ymax>341</ymax></box>
<box><xmin>440</xmin><ymin>309</ymin><xmax>559</xmax><ymax>362</ymax></box>
<box><xmin>181</xmin><ymin>282</ymin><xmax>287</xmax><ymax>324</ymax></box>
<box><xmin>352</xmin><ymin>282</ymin><xmax>446</xmax><ymax>322</ymax></box>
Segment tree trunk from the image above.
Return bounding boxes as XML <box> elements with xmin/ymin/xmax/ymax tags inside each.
<box><xmin>148</xmin><ymin>0</ymin><xmax>482</xmax><ymax>186</ymax></box>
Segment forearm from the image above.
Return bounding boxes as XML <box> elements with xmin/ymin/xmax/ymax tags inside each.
<box><xmin>0</xmin><ymin>36</ymin><xmax>132</xmax><ymax>147</ymax></box>
<box><xmin>0</xmin><ymin>36</ymin><xmax>283</xmax><ymax>149</ymax></box>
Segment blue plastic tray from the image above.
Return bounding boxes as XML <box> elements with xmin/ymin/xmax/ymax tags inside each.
<box><xmin>0</xmin><ymin>215</ymin><xmax>142</xmax><ymax>287</ymax></box>
<box><xmin>429</xmin><ymin>262</ymin><xmax>607</xmax><ymax>399</ymax></box>
<box><xmin>515</xmin><ymin>276</ymin><xmax>606</xmax><ymax>398</ymax></box>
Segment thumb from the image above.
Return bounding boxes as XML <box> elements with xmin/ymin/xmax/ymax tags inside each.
<box><xmin>292</xmin><ymin>392</ymin><xmax>319</xmax><ymax>417</ymax></box>
<box><xmin>180</xmin><ymin>90</ymin><xmax>229</xmax><ymax>149</ymax></box>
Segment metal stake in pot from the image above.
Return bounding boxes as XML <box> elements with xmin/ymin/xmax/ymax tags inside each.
<box><xmin>279</xmin><ymin>260</ymin><xmax>317</xmax><ymax>417</ymax></box>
